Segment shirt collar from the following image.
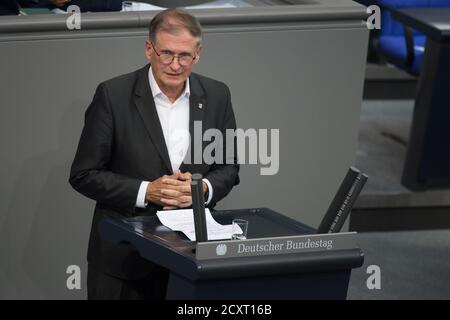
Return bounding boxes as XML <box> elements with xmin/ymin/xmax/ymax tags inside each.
<box><xmin>149</xmin><ymin>65</ymin><xmax>190</xmax><ymax>100</ymax></box>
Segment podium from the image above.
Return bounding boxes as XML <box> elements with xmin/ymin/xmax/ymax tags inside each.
<box><xmin>99</xmin><ymin>208</ymin><xmax>364</xmax><ymax>300</ymax></box>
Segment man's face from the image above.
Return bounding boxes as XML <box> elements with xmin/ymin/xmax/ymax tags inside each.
<box><xmin>145</xmin><ymin>30</ymin><xmax>201</xmax><ymax>94</ymax></box>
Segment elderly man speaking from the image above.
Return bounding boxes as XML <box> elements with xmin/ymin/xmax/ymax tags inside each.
<box><xmin>69</xmin><ymin>8</ymin><xmax>239</xmax><ymax>300</ymax></box>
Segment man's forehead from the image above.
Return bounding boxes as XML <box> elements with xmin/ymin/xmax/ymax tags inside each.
<box><xmin>156</xmin><ymin>29</ymin><xmax>196</xmax><ymax>42</ymax></box>
<box><xmin>155</xmin><ymin>30</ymin><xmax>198</xmax><ymax>49</ymax></box>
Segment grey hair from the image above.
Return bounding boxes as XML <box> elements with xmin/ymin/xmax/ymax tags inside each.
<box><xmin>149</xmin><ymin>8</ymin><xmax>203</xmax><ymax>46</ymax></box>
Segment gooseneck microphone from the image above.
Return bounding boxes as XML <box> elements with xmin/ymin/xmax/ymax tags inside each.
<box><xmin>191</xmin><ymin>173</ymin><xmax>208</xmax><ymax>242</ymax></box>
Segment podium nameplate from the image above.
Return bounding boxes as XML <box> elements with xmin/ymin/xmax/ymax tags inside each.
<box><xmin>196</xmin><ymin>232</ymin><xmax>357</xmax><ymax>260</ymax></box>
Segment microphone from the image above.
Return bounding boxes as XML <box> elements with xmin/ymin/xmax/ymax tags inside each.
<box><xmin>191</xmin><ymin>173</ymin><xmax>208</xmax><ymax>242</ymax></box>
<box><xmin>317</xmin><ymin>167</ymin><xmax>368</xmax><ymax>234</ymax></box>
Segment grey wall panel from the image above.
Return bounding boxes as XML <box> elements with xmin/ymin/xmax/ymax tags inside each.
<box><xmin>0</xmin><ymin>37</ymin><xmax>148</xmax><ymax>299</ymax></box>
<box><xmin>0</xmin><ymin>2</ymin><xmax>368</xmax><ymax>33</ymax></box>
<box><xmin>199</xmin><ymin>26</ymin><xmax>368</xmax><ymax>226</ymax></box>
<box><xmin>0</xmin><ymin>15</ymin><xmax>368</xmax><ymax>298</ymax></box>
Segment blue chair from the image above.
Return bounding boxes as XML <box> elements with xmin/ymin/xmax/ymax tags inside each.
<box><xmin>375</xmin><ymin>0</ymin><xmax>450</xmax><ymax>76</ymax></box>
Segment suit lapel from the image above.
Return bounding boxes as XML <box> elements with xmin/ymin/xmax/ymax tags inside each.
<box><xmin>133</xmin><ymin>64</ymin><xmax>173</xmax><ymax>174</ymax></box>
<box><xmin>180</xmin><ymin>74</ymin><xmax>205</xmax><ymax>173</ymax></box>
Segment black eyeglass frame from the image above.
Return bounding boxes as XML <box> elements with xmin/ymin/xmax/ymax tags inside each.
<box><xmin>150</xmin><ymin>41</ymin><xmax>197</xmax><ymax>66</ymax></box>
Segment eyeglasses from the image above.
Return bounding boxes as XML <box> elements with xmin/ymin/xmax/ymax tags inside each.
<box><xmin>150</xmin><ymin>42</ymin><xmax>196</xmax><ymax>67</ymax></box>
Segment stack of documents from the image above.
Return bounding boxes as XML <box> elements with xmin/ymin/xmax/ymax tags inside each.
<box><xmin>156</xmin><ymin>208</ymin><xmax>233</xmax><ymax>241</ymax></box>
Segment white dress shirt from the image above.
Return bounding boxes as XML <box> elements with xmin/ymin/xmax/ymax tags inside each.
<box><xmin>136</xmin><ymin>67</ymin><xmax>213</xmax><ymax>208</ymax></box>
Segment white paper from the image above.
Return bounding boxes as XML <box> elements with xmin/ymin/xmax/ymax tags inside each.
<box><xmin>120</xmin><ymin>0</ymin><xmax>250</xmax><ymax>12</ymax></box>
<box><xmin>156</xmin><ymin>208</ymin><xmax>233</xmax><ymax>241</ymax></box>
<box><xmin>186</xmin><ymin>0</ymin><xmax>252</xmax><ymax>9</ymax></box>
<box><xmin>121</xmin><ymin>2</ymin><xmax>165</xmax><ymax>12</ymax></box>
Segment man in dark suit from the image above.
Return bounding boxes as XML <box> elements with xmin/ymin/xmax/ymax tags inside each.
<box><xmin>69</xmin><ymin>8</ymin><xmax>239</xmax><ymax>299</ymax></box>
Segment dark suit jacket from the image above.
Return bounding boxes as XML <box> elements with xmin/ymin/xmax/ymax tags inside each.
<box><xmin>69</xmin><ymin>64</ymin><xmax>239</xmax><ymax>279</ymax></box>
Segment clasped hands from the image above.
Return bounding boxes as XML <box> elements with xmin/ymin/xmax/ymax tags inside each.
<box><xmin>145</xmin><ymin>170</ymin><xmax>208</xmax><ymax>210</ymax></box>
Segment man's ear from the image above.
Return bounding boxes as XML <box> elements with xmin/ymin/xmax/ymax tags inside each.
<box><xmin>194</xmin><ymin>45</ymin><xmax>202</xmax><ymax>64</ymax></box>
<box><xmin>145</xmin><ymin>40</ymin><xmax>152</xmax><ymax>61</ymax></box>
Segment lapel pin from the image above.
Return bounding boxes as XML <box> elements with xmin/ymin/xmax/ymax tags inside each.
<box><xmin>198</xmin><ymin>103</ymin><xmax>203</xmax><ymax>109</ymax></box>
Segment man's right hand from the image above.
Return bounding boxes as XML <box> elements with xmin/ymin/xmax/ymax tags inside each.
<box><xmin>145</xmin><ymin>173</ymin><xmax>191</xmax><ymax>208</ymax></box>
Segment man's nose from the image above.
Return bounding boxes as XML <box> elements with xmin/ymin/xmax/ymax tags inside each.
<box><xmin>169</xmin><ymin>56</ymin><xmax>182</xmax><ymax>70</ymax></box>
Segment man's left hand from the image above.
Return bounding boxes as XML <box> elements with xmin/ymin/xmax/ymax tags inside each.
<box><xmin>176</xmin><ymin>171</ymin><xmax>208</xmax><ymax>194</ymax></box>
<box><xmin>161</xmin><ymin>171</ymin><xmax>208</xmax><ymax>210</ymax></box>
